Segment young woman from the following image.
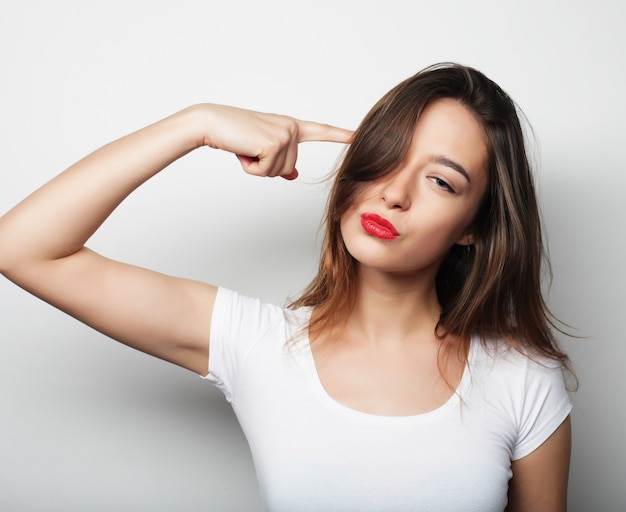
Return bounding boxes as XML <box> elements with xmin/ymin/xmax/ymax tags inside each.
<box><xmin>0</xmin><ymin>63</ymin><xmax>572</xmax><ymax>511</ymax></box>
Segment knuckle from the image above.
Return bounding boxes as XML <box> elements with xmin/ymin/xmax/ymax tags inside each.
<box><xmin>265</xmin><ymin>137</ymin><xmax>282</xmax><ymax>153</ymax></box>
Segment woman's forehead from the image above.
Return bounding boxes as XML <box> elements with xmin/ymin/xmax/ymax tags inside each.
<box><xmin>408</xmin><ymin>98</ymin><xmax>489</xmax><ymax>179</ymax></box>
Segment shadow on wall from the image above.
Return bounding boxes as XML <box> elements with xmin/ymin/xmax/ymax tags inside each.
<box><xmin>540</xmin><ymin>163</ymin><xmax>626</xmax><ymax>512</ymax></box>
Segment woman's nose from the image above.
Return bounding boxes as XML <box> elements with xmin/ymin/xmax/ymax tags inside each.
<box><xmin>381</xmin><ymin>169</ymin><xmax>412</xmax><ymax>210</ymax></box>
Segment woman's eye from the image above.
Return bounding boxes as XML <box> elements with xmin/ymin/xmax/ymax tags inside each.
<box><xmin>430</xmin><ymin>177</ymin><xmax>455</xmax><ymax>193</ymax></box>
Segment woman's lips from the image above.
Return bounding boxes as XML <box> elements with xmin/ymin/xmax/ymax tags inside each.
<box><xmin>360</xmin><ymin>213</ymin><xmax>399</xmax><ymax>240</ymax></box>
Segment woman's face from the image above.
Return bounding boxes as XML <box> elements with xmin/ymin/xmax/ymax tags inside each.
<box><xmin>340</xmin><ymin>97</ymin><xmax>489</xmax><ymax>278</ymax></box>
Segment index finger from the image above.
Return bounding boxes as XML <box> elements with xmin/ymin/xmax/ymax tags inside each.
<box><xmin>297</xmin><ymin>120</ymin><xmax>354</xmax><ymax>144</ymax></box>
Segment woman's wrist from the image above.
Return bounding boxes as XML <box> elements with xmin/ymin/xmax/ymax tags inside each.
<box><xmin>178</xmin><ymin>103</ymin><xmax>221</xmax><ymax>151</ymax></box>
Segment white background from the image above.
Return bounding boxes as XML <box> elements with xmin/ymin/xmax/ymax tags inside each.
<box><xmin>1</xmin><ymin>1</ymin><xmax>624</xmax><ymax>510</ymax></box>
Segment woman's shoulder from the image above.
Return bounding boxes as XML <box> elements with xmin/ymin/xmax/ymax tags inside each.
<box><xmin>467</xmin><ymin>336</ymin><xmax>572</xmax><ymax>460</ymax></box>
<box><xmin>470</xmin><ymin>335</ymin><xmax>564</xmax><ymax>369</ymax></box>
<box><xmin>467</xmin><ymin>335</ymin><xmax>567</xmax><ymax>394</ymax></box>
<box><xmin>213</xmin><ymin>287</ymin><xmax>311</xmax><ymax>334</ymax></box>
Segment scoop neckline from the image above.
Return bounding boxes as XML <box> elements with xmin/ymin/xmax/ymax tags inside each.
<box><xmin>299</xmin><ymin>333</ymin><xmax>475</xmax><ymax>425</ymax></box>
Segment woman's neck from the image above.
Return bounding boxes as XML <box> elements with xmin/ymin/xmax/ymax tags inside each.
<box><xmin>343</xmin><ymin>265</ymin><xmax>442</xmax><ymax>348</ymax></box>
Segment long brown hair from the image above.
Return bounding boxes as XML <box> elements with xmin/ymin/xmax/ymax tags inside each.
<box><xmin>290</xmin><ymin>63</ymin><xmax>571</xmax><ymax>370</ymax></box>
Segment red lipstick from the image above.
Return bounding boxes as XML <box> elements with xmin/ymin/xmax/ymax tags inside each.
<box><xmin>360</xmin><ymin>213</ymin><xmax>399</xmax><ymax>240</ymax></box>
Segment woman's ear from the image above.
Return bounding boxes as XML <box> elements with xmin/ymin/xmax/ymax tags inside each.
<box><xmin>456</xmin><ymin>232</ymin><xmax>475</xmax><ymax>246</ymax></box>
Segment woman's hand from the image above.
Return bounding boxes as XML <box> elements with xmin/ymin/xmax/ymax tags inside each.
<box><xmin>197</xmin><ymin>103</ymin><xmax>353</xmax><ymax>180</ymax></box>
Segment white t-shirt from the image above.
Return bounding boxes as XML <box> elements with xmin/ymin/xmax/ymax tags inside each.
<box><xmin>205</xmin><ymin>288</ymin><xmax>572</xmax><ymax>512</ymax></box>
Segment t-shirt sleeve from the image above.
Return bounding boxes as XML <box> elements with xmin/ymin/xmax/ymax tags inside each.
<box><xmin>511</xmin><ymin>356</ymin><xmax>572</xmax><ymax>460</ymax></box>
<box><xmin>201</xmin><ymin>287</ymin><xmax>283</xmax><ymax>403</ymax></box>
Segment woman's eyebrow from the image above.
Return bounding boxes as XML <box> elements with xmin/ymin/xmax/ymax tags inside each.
<box><xmin>430</xmin><ymin>155</ymin><xmax>471</xmax><ymax>183</ymax></box>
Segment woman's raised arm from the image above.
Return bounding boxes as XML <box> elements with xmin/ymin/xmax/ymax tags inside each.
<box><xmin>0</xmin><ymin>104</ymin><xmax>352</xmax><ymax>375</ymax></box>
